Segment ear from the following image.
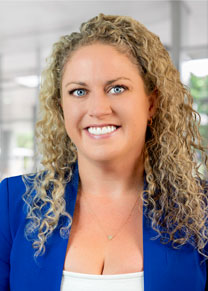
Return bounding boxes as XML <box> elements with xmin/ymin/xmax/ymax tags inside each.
<box><xmin>148</xmin><ymin>88</ymin><xmax>158</xmax><ymax>118</ymax></box>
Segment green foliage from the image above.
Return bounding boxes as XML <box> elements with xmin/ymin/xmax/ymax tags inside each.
<box><xmin>189</xmin><ymin>73</ymin><xmax>208</xmax><ymax>142</ymax></box>
<box><xmin>16</xmin><ymin>132</ymin><xmax>33</xmax><ymax>149</ymax></box>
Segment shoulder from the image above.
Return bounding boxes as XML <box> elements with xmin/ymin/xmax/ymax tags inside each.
<box><xmin>1</xmin><ymin>174</ymin><xmax>26</xmax><ymax>194</ymax></box>
<box><xmin>0</xmin><ymin>174</ymin><xmax>27</xmax><ymax>207</ymax></box>
<box><xmin>0</xmin><ymin>173</ymin><xmax>37</xmax><ymax>206</ymax></box>
<box><xmin>0</xmin><ymin>173</ymin><xmax>39</xmax><ymax>240</ymax></box>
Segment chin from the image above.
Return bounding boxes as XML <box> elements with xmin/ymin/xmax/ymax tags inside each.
<box><xmin>79</xmin><ymin>149</ymin><xmax>122</xmax><ymax>163</ymax></box>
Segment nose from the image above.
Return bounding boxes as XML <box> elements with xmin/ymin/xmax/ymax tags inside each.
<box><xmin>88</xmin><ymin>90</ymin><xmax>112</xmax><ymax>117</ymax></box>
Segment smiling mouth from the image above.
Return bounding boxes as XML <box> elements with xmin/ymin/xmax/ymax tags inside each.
<box><xmin>84</xmin><ymin>125</ymin><xmax>121</xmax><ymax>138</ymax></box>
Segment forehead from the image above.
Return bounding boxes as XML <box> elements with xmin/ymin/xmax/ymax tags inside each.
<box><xmin>62</xmin><ymin>43</ymin><xmax>140</xmax><ymax>81</ymax></box>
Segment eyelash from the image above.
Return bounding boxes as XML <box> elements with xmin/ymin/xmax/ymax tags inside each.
<box><xmin>68</xmin><ymin>84</ymin><xmax>128</xmax><ymax>97</ymax></box>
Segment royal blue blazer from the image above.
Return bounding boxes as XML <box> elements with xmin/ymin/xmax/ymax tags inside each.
<box><xmin>0</xmin><ymin>161</ymin><xmax>208</xmax><ymax>290</ymax></box>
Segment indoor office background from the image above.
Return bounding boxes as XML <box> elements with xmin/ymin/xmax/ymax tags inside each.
<box><xmin>0</xmin><ymin>0</ymin><xmax>208</xmax><ymax>180</ymax></box>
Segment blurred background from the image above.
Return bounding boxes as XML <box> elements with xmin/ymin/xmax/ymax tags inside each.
<box><xmin>0</xmin><ymin>0</ymin><xmax>208</xmax><ymax>180</ymax></box>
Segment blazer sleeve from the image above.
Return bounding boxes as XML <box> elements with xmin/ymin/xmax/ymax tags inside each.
<box><xmin>0</xmin><ymin>178</ymin><xmax>12</xmax><ymax>290</ymax></box>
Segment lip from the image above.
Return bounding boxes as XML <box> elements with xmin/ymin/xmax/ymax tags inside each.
<box><xmin>84</xmin><ymin>124</ymin><xmax>120</xmax><ymax>129</ymax></box>
<box><xmin>84</xmin><ymin>126</ymin><xmax>121</xmax><ymax>139</ymax></box>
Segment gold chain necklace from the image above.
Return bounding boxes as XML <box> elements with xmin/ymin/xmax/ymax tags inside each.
<box><xmin>81</xmin><ymin>192</ymin><xmax>140</xmax><ymax>241</ymax></box>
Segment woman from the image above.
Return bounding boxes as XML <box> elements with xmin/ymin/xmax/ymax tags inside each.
<box><xmin>0</xmin><ymin>13</ymin><xmax>208</xmax><ymax>291</ymax></box>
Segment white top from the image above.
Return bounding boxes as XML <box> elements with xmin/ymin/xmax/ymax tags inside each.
<box><xmin>61</xmin><ymin>270</ymin><xmax>144</xmax><ymax>291</ymax></box>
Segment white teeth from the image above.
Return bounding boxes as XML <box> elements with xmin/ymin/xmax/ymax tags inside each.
<box><xmin>88</xmin><ymin>126</ymin><xmax>117</xmax><ymax>135</ymax></box>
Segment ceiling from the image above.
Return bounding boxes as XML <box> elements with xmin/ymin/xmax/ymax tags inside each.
<box><xmin>0</xmin><ymin>1</ymin><xmax>207</xmax><ymax>51</ymax></box>
<box><xmin>0</xmin><ymin>0</ymin><xmax>207</xmax><ymax>80</ymax></box>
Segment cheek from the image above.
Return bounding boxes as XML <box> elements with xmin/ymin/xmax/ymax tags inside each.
<box><xmin>63</xmin><ymin>113</ymin><xmax>75</xmax><ymax>132</ymax></box>
<box><xmin>63</xmin><ymin>115</ymin><xmax>78</xmax><ymax>144</ymax></box>
<box><xmin>125</xmin><ymin>100</ymin><xmax>149</xmax><ymax>134</ymax></box>
<box><xmin>62</xmin><ymin>104</ymin><xmax>82</xmax><ymax>134</ymax></box>
<box><xmin>123</xmin><ymin>98</ymin><xmax>148</xmax><ymax>121</ymax></box>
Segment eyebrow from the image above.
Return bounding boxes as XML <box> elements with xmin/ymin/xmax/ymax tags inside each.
<box><xmin>64</xmin><ymin>77</ymin><xmax>131</xmax><ymax>88</ymax></box>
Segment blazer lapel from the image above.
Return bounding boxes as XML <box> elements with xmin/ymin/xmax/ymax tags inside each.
<box><xmin>55</xmin><ymin>161</ymin><xmax>80</xmax><ymax>289</ymax></box>
<box><xmin>36</xmin><ymin>161</ymin><xmax>80</xmax><ymax>291</ymax></box>
<box><xmin>142</xmin><ymin>174</ymin><xmax>168</xmax><ymax>291</ymax></box>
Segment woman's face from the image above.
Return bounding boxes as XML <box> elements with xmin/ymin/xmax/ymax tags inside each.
<box><xmin>61</xmin><ymin>43</ymin><xmax>156</xmax><ymax>164</ymax></box>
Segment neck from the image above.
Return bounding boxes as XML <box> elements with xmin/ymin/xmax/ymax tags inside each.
<box><xmin>77</xmin><ymin>154</ymin><xmax>145</xmax><ymax>200</ymax></box>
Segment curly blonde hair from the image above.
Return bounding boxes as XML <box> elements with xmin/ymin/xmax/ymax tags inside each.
<box><xmin>22</xmin><ymin>13</ymin><xmax>208</xmax><ymax>259</ymax></box>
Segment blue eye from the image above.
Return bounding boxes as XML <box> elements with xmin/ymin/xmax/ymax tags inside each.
<box><xmin>109</xmin><ymin>85</ymin><xmax>126</xmax><ymax>94</ymax></box>
<box><xmin>69</xmin><ymin>85</ymin><xmax>127</xmax><ymax>97</ymax></box>
<box><xmin>69</xmin><ymin>89</ymin><xmax>87</xmax><ymax>97</ymax></box>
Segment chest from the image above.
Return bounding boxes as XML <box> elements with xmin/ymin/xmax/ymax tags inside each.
<box><xmin>63</xmin><ymin>194</ymin><xmax>143</xmax><ymax>275</ymax></box>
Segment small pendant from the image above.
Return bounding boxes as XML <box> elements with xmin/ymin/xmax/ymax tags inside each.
<box><xmin>108</xmin><ymin>235</ymin><xmax>113</xmax><ymax>240</ymax></box>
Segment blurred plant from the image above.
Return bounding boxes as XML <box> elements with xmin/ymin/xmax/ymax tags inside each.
<box><xmin>189</xmin><ymin>73</ymin><xmax>208</xmax><ymax>143</ymax></box>
<box><xmin>189</xmin><ymin>73</ymin><xmax>208</xmax><ymax>177</ymax></box>
<box><xmin>16</xmin><ymin>132</ymin><xmax>33</xmax><ymax>149</ymax></box>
